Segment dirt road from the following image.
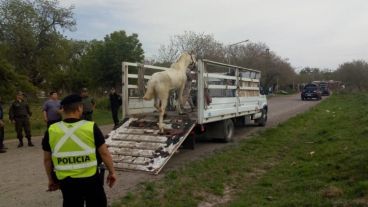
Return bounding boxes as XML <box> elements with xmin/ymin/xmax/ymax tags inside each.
<box><xmin>0</xmin><ymin>94</ymin><xmax>322</xmax><ymax>207</ymax></box>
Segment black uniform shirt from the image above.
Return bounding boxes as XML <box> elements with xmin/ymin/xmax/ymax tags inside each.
<box><xmin>109</xmin><ymin>93</ymin><xmax>122</xmax><ymax>109</ymax></box>
<box><xmin>42</xmin><ymin>118</ymin><xmax>105</xmax><ymax>163</ymax></box>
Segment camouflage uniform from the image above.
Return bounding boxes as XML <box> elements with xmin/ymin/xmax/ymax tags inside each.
<box><xmin>9</xmin><ymin>99</ymin><xmax>33</xmax><ymax>147</ymax></box>
<box><xmin>81</xmin><ymin>96</ymin><xmax>95</xmax><ymax>121</ymax></box>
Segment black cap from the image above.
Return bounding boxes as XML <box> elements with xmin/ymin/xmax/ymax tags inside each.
<box><xmin>61</xmin><ymin>94</ymin><xmax>82</xmax><ymax>106</ymax></box>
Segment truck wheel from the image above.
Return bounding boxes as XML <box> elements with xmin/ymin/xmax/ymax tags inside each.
<box><xmin>222</xmin><ymin>119</ymin><xmax>234</xmax><ymax>142</ymax></box>
<box><xmin>204</xmin><ymin>119</ymin><xmax>234</xmax><ymax>142</ymax></box>
<box><xmin>255</xmin><ymin>108</ymin><xmax>267</xmax><ymax>127</ymax></box>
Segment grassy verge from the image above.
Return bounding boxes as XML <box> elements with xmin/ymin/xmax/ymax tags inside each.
<box><xmin>113</xmin><ymin>92</ymin><xmax>368</xmax><ymax>207</ymax></box>
<box><xmin>2</xmin><ymin>103</ymin><xmax>114</xmax><ymax>140</ymax></box>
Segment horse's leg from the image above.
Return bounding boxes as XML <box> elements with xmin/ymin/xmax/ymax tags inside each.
<box><xmin>158</xmin><ymin>93</ymin><xmax>169</xmax><ymax>133</ymax></box>
<box><xmin>176</xmin><ymin>84</ymin><xmax>185</xmax><ymax>114</ymax></box>
<box><xmin>154</xmin><ymin>97</ymin><xmax>160</xmax><ymax>112</ymax></box>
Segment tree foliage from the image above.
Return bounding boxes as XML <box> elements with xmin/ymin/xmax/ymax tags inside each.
<box><xmin>157</xmin><ymin>31</ymin><xmax>225</xmax><ymax>64</ymax></box>
<box><xmin>80</xmin><ymin>31</ymin><xmax>144</xmax><ymax>89</ymax></box>
<box><xmin>156</xmin><ymin>31</ymin><xmax>296</xmax><ymax>91</ymax></box>
<box><xmin>334</xmin><ymin>60</ymin><xmax>368</xmax><ymax>91</ymax></box>
<box><xmin>0</xmin><ymin>57</ymin><xmax>36</xmax><ymax>100</ymax></box>
<box><xmin>0</xmin><ymin>0</ymin><xmax>75</xmax><ymax>85</ymax></box>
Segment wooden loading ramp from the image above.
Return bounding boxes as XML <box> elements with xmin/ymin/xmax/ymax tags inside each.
<box><xmin>106</xmin><ymin>116</ymin><xmax>196</xmax><ymax>174</ymax></box>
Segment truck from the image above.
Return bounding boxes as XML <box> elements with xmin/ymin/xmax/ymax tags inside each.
<box><xmin>106</xmin><ymin>59</ymin><xmax>268</xmax><ymax>174</ymax></box>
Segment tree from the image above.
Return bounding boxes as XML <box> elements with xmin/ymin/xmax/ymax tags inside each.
<box><xmin>0</xmin><ymin>0</ymin><xmax>75</xmax><ymax>85</ymax></box>
<box><xmin>0</xmin><ymin>57</ymin><xmax>36</xmax><ymax>100</ymax></box>
<box><xmin>334</xmin><ymin>60</ymin><xmax>368</xmax><ymax>91</ymax></box>
<box><xmin>156</xmin><ymin>31</ymin><xmax>297</xmax><ymax>92</ymax></box>
<box><xmin>157</xmin><ymin>31</ymin><xmax>225</xmax><ymax>63</ymax></box>
<box><xmin>80</xmin><ymin>31</ymin><xmax>144</xmax><ymax>89</ymax></box>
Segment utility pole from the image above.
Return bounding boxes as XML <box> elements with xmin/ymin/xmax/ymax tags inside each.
<box><xmin>227</xmin><ymin>39</ymin><xmax>249</xmax><ymax>64</ymax></box>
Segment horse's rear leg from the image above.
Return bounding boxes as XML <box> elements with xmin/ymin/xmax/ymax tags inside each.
<box><xmin>158</xmin><ymin>96</ymin><xmax>168</xmax><ymax>133</ymax></box>
<box><xmin>154</xmin><ymin>98</ymin><xmax>161</xmax><ymax>112</ymax></box>
<box><xmin>176</xmin><ymin>84</ymin><xmax>185</xmax><ymax>115</ymax></box>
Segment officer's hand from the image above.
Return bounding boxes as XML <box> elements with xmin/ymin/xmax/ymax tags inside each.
<box><xmin>106</xmin><ymin>172</ymin><xmax>117</xmax><ymax>188</ymax></box>
<box><xmin>47</xmin><ymin>180</ymin><xmax>59</xmax><ymax>192</ymax></box>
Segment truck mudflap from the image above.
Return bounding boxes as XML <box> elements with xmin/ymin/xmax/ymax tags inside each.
<box><xmin>106</xmin><ymin>116</ymin><xmax>196</xmax><ymax>174</ymax></box>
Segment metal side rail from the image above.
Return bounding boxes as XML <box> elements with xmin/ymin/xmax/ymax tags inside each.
<box><xmin>106</xmin><ymin>116</ymin><xmax>196</xmax><ymax>174</ymax></box>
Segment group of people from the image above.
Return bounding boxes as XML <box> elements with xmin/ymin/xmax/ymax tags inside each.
<box><xmin>0</xmin><ymin>87</ymin><xmax>122</xmax><ymax>206</ymax></box>
<box><xmin>0</xmin><ymin>87</ymin><xmax>122</xmax><ymax>154</ymax></box>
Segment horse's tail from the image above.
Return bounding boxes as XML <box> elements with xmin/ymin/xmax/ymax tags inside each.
<box><xmin>143</xmin><ymin>81</ymin><xmax>154</xmax><ymax>100</ymax></box>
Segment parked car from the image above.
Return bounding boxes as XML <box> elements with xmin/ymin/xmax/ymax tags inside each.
<box><xmin>301</xmin><ymin>83</ymin><xmax>322</xmax><ymax>100</ymax></box>
<box><xmin>319</xmin><ymin>82</ymin><xmax>330</xmax><ymax>96</ymax></box>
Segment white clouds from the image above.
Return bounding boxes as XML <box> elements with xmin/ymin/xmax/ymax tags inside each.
<box><xmin>61</xmin><ymin>0</ymin><xmax>368</xmax><ymax>69</ymax></box>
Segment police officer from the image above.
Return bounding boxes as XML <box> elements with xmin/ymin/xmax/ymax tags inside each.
<box><xmin>109</xmin><ymin>87</ymin><xmax>122</xmax><ymax>128</ymax></box>
<box><xmin>80</xmin><ymin>88</ymin><xmax>96</xmax><ymax>121</ymax></box>
<box><xmin>42</xmin><ymin>94</ymin><xmax>116</xmax><ymax>207</ymax></box>
<box><xmin>9</xmin><ymin>91</ymin><xmax>33</xmax><ymax>147</ymax></box>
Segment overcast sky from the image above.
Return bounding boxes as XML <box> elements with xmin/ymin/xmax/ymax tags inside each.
<box><xmin>61</xmin><ymin>0</ymin><xmax>368</xmax><ymax>70</ymax></box>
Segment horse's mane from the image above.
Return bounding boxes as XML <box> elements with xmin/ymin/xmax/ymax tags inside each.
<box><xmin>170</xmin><ymin>52</ymin><xmax>190</xmax><ymax>69</ymax></box>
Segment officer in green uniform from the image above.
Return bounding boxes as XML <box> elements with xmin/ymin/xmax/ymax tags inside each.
<box><xmin>80</xmin><ymin>88</ymin><xmax>95</xmax><ymax>121</ymax></box>
<box><xmin>9</xmin><ymin>91</ymin><xmax>33</xmax><ymax>147</ymax></box>
<box><xmin>42</xmin><ymin>94</ymin><xmax>116</xmax><ymax>207</ymax></box>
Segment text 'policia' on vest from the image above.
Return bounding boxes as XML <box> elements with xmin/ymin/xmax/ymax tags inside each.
<box><xmin>57</xmin><ymin>155</ymin><xmax>91</xmax><ymax>165</ymax></box>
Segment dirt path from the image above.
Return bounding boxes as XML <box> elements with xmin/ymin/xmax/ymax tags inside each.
<box><xmin>0</xmin><ymin>94</ymin><xmax>322</xmax><ymax>207</ymax></box>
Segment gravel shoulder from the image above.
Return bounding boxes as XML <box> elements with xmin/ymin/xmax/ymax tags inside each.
<box><xmin>0</xmin><ymin>94</ymin><xmax>322</xmax><ymax>207</ymax></box>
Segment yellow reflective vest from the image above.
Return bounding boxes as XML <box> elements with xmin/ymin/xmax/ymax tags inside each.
<box><xmin>49</xmin><ymin>120</ymin><xmax>97</xmax><ymax>180</ymax></box>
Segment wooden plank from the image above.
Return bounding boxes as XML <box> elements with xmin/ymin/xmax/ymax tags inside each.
<box><xmin>108</xmin><ymin>141</ymin><xmax>166</xmax><ymax>150</ymax></box>
<box><xmin>109</xmin><ymin>147</ymin><xmax>155</xmax><ymax>158</ymax></box>
<box><xmin>111</xmin><ymin>134</ymin><xmax>167</xmax><ymax>143</ymax></box>
<box><xmin>112</xmin><ymin>155</ymin><xmax>152</xmax><ymax>165</ymax></box>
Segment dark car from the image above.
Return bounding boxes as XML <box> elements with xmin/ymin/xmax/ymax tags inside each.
<box><xmin>319</xmin><ymin>82</ymin><xmax>330</xmax><ymax>96</ymax></box>
<box><xmin>301</xmin><ymin>83</ymin><xmax>322</xmax><ymax>100</ymax></box>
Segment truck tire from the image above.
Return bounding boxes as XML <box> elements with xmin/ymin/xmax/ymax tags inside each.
<box><xmin>222</xmin><ymin>119</ymin><xmax>234</xmax><ymax>142</ymax></box>
<box><xmin>205</xmin><ymin>119</ymin><xmax>234</xmax><ymax>142</ymax></box>
<box><xmin>255</xmin><ymin>108</ymin><xmax>267</xmax><ymax>127</ymax></box>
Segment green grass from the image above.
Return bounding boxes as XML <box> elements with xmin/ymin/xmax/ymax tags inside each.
<box><xmin>112</xmin><ymin>92</ymin><xmax>368</xmax><ymax>207</ymax></box>
<box><xmin>2</xmin><ymin>101</ymin><xmax>115</xmax><ymax>140</ymax></box>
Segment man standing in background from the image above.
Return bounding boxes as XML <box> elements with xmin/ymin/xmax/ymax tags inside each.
<box><xmin>80</xmin><ymin>88</ymin><xmax>95</xmax><ymax>121</ymax></box>
<box><xmin>0</xmin><ymin>96</ymin><xmax>6</xmax><ymax>153</ymax></box>
<box><xmin>43</xmin><ymin>91</ymin><xmax>62</xmax><ymax>127</ymax></box>
<box><xmin>109</xmin><ymin>87</ymin><xmax>122</xmax><ymax>129</ymax></box>
<box><xmin>9</xmin><ymin>91</ymin><xmax>34</xmax><ymax>147</ymax></box>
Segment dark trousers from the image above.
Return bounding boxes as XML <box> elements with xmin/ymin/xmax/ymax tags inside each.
<box><xmin>111</xmin><ymin>107</ymin><xmax>119</xmax><ymax>126</ymax></box>
<box><xmin>59</xmin><ymin>174</ymin><xmax>107</xmax><ymax>207</ymax></box>
<box><xmin>14</xmin><ymin>118</ymin><xmax>31</xmax><ymax>142</ymax></box>
<box><xmin>0</xmin><ymin>127</ymin><xmax>4</xmax><ymax>148</ymax></box>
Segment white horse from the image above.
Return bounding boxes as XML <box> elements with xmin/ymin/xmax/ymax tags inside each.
<box><xmin>143</xmin><ymin>52</ymin><xmax>197</xmax><ymax>132</ymax></box>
